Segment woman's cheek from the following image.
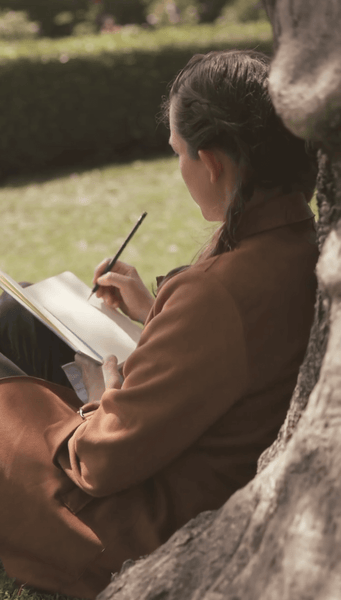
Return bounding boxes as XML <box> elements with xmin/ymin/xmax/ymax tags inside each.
<box><xmin>179</xmin><ymin>158</ymin><xmax>192</xmax><ymax>191</ymax></box>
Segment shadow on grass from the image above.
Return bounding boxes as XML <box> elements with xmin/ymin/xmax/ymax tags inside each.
<box><xmin>0</xmin><ymin>148</ymin><xmax>174</xmax><ymax>190</ymax></box>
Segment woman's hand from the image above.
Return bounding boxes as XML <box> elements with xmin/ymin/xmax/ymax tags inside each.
<box><xmin>75</xmin><ymin>353</ymin><xmax>105</xmax><ymax>404</ymax></box>
<box><xmin>93</xmin><ymin>258</ymin><xmax>154</xmax><ymax>325</ymax></box>
<box><xmin>75</xmin><ymin>354</ymin><xmax>123</xmax><ymax>404</ymax></box>
<box><xmin>102</xmin><ymin>355</ymin><xmax>123</xmax><ymax>390</ymax></box>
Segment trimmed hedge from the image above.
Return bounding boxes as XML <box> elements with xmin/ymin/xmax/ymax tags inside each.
<box><xmin>0</xmin><ymin>0</ymin><xmax>89</xmax><ymax>37</ymax></box>
<box><xmin>0</xmin><ymin>24</ymin><xmax>273</xmax><ymax>179</ymax></box>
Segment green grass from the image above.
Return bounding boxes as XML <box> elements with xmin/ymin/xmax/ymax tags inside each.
<box><xmin>0</xmin><ymin>21</ymin><xmax>272</xmax><ymax>61</ymax></box>
<box><xmin>0</xmin><ymin>562</ymin><xmax>78</xmax><ymax>600</ymax></box>
<box><xmin>0</xmin><ymin>156</ymin><xmax>217</xmax><ymax>292</ymax></box>
<box><xmin>310</xmin><ymin>192</ymin><xmax>317</xmax><ymax>217</ymax></box>
<box><xmin>0</xmin><ymin>156</ymin><xmax>319</xmax><ymax>293</ymax></box>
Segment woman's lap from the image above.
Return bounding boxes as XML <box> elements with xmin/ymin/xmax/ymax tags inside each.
<box><xmin>0</xmin><ymin>376</ymin><xmax>108</xmax><ymax>598</ymax></box>
<box><xmin>0</xmin><ymin>352</ymin><xmax>27</xmax><ymax>378</ymax></box>
<box><xmin>0</xmin><ymin>377</ymin><xmax>157</xmax><ymax>598</ymax></box>
<box><xmin>0</xmin><ymin>288</ymin><xmax>159</xmax><ymax>597</ymax></box>
<box><xmin>0</xmin><ymin>286</ymin><xmax>112</xmax><ymax>595</ymax></box>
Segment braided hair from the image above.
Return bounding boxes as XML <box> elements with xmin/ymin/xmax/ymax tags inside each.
<box><xmin>161</xmin><ymin>49</ymin><xmax>318</xmax><ymax>256</ymax></box>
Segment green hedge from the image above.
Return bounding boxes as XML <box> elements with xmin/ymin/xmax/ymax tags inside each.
<box><xmin>0</xmin><ymin>1</ymin><xmax>133</xmax><ymax>37</ymax></box>
<box><xmin>0</xmin><ymin>23</ymin><xmax>272</xmax><ymax>179</ymax></box>
<box><xmin>0</xmin><ymin>0</ymin><xmax>89</xmax><ymax>37</ymax></box>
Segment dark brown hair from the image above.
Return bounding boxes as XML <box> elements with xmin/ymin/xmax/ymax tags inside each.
<box><xmin>160</xmin><ymin>49</ymin><xmax>318</xmax><ymax>257</ymax></box>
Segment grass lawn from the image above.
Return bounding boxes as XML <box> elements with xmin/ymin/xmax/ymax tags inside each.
<box><xmin>0</xmin><ymin>155</ymin><xmax>218</xmax><ymax>293</ymax></box>
<box><xmin>0</xmin><ymin>563</ymin><xmax>77</xmax><ymax>600</ymax></box>
<box><xmin>0</xmin><ymin>156</ymin><xmax>318</xmax><ymax>292</ymax></box>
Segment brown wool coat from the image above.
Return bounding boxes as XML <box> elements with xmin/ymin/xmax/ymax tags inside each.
<box><xmin>0</xmin><ymin>190</ymin><xmax>318</xmax><ymax>598</ymax></box>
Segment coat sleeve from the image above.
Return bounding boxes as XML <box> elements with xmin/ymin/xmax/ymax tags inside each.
<box><xmin>55</xmin><ymin>268</ymin><xmax>248</xmax><ymax>497</ymax></box>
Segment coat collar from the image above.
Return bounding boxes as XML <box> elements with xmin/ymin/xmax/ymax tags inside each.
<box><xmin>236</xmin><ymin>188</ymin><xmax>315</xmax><ymax>240</ymax></box>
<box><xmin>155</xmin><ymin>190</ymin><xmax>315</xmax><ymax>295</ymax></box>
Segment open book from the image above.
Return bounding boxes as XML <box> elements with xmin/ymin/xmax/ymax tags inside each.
<box><xmin>0</xmin><ymin>270</ymin><xmax>143</xmax><ymax>401</ymax></box>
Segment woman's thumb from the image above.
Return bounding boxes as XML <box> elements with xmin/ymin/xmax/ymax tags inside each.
<box><xmin>102</xmin><ymin>355</ymin><xmax>123</xmax><ymax>389</ymax></box>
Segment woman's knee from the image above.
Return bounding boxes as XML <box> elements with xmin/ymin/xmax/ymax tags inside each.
<box><xmin>0</xmin><ymin>352</ymin><xmax>27</xmax><ymax>377</ymax></box>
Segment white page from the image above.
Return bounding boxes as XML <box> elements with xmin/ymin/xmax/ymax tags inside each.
<box><xmin>0</xmin><ymin>270</ymin><xmax>104</xmax><ymax>361</ymax></box>
<box><xmin>25</xmin><ymin>272</ymin><xmax>142</xmax><ymax>365</ymax></box>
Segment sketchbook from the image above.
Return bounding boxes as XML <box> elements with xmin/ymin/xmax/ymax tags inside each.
<box><xmin>0</xmin><ymin>270</ymin><xmax>142</xmax><ymax>400</ymax></box>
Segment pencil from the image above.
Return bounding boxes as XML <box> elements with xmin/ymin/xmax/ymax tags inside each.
<box><xmin>88</xmin><ymin>211</ymin><xmax>148</xmax><ymax>300</ymax></box>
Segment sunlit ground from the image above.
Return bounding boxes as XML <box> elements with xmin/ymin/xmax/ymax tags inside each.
<box><xmin>0</xmin><ymin>156</ymin><xmax>319</xmax><ymax>290</ymax></box>
<box><xmin>0</xmin><ymin>156</ymin><xmax>217</xmax><ymax>289</ymax></box>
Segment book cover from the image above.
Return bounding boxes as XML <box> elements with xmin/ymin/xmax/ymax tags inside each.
<box><xmin>0</xmin><ymin>270</ymin><xmax>142</xmax><ymax>366</ymax></box>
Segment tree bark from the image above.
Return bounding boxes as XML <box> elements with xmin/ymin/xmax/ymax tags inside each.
<box><xmin>97</xmin><ymin>2</ymin><xmax>341</xmax><ymax>598</ymax></box>
<box><xmin>257</xmin><ymin>148</ymin><xmax>331</xmax><ymax>472</ymax></box>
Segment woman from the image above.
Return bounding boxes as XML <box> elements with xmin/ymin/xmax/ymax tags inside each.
<box><xmin>0</xmin><ymin>50</ymin><xmax>318</xmax><ymax>598</ymax></box>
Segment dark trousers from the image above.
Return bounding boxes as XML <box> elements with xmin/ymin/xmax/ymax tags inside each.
<box><xmin>0</xmin><ymin>284</ymin><xmax>74</xmax><ymax>387</ymax></box>
<box><xmin>0</xmin><ymin>353</ymin><xmax>26</xmax><ymax>378</ymax></box>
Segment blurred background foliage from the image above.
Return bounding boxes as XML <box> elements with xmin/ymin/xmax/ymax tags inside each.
<box><xmin>0</xmin><ymin>0</ymin><xmax>270</xmax><ymax>180</ymax></box>
<box><xmin>0</xmin><ymin>1</ymin><xmax>289</xmax><ymax>298</ymax></box>
<box><xmin>0</xmin><ymin>0</ymin><xmax>267</xmax><ymax>39</ymax></box>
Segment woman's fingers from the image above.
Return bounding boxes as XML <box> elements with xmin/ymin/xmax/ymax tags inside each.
<box><xmin>102</xmin><ymin>355</ymin><xmax>123</xmax><ymax>389</ymax></box>
<box><xmin>101</xmin><ymin>287</ymin><xmax>121</xmax><ymax>308</ymax></box>
<box><xmin>93</xmin><ymin>257</ymin><xmax>111</xmax><ymax>284</ymax></box>
<box><xmin>94</xmin><ymin>263</ymin><xmax>128</xmax><ymax>306</ymax></box>
<box><xmin>93</xmin><ymin>259</ymin><xmax>133</xmax><ymax>285</ymax></box>
<box><xmin>96</xmin><ymin>272</ymin><xmax>125</xmax><ymax>306</ymax></box>
<box><xmin>74</xmin><ymin>353</ymin><xmax>105</xmax><ymax>402</ymax></box>
<box><xmin>76</xmin><ymin>353</ymin><xmax>122</xmax><ymax>392</ymax></box>
<box><xmin>92</xmin><ymin>258</ymin><xmax>153</xmax><ymax>324</ymax></box>
<box><xmin>97</xmin><ymin>271</ymin><xmax>125</xmax><ymax>288</ymax></box>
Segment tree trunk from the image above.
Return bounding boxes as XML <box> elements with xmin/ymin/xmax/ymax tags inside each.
<box><xmin>97</xmin><ymin>2</ymin><xmax>341</xmax><ymax>598</ymax></box>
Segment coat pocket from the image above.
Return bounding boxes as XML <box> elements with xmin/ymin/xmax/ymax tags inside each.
<box><xmin>50</xmin><ymin>484</ymin><xmax>106</xmax><ymax>583</ymax></box>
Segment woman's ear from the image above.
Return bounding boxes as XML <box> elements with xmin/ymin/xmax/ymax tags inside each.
<box><xmin>198</xmin><ymin>149</ymin><xmax>223</xmax><ymax>184</ymax></box>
